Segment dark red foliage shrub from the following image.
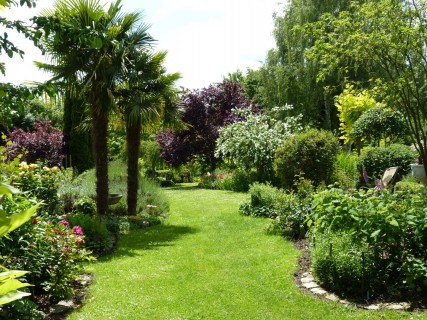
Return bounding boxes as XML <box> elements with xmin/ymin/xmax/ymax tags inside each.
<box><xmin>156</xmin><ymin>80</ymin><xmax>259</xmax><ymax>169</ymax></box>
<box><xmin>6</xmin><ymin>120</ymin><xmax>65</xmax><ymax>166</ymax></box>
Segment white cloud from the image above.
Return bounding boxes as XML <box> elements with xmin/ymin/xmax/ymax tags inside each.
<box><xmin>1</xmin><ymin>0</ymin><xmax>282</xmax><ymax>89</ymax></box>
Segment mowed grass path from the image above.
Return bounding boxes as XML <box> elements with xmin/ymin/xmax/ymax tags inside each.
<box><xmin>69</xmin><ymin>185</ymin><xmax>425</xmax><ymax>319</ymax></box>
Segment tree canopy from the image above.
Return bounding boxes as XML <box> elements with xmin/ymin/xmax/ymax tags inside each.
<box><xmin>305</xmin><ymin>0</ymin><xmax>427</xmax><ymax>167</ymax></box>
<box><xmin>156</xmin><ymin>80</ymin><xmax>258</xmax><ymax>171</ymax></box>
<box><xmin>242</xmin><ymin>0</ymin><xmax>371</xmax><ymax>129</ymax></box>
<box><xmin>35</xmin><ymin>0</ymin><xmax>155</xmax><ymax>214</ymax></box>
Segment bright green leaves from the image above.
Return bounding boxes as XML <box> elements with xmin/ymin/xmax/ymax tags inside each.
<box><xmin>334</xmin><ymin>84</ymin><xmax>377</xmax><ymax>144</ymax></box>
<box><xmin>0</xmin><ymin>270</ymin><xmax>32</xmax><ymax>305</ymax></box>
<box><xmin>0</xmin><ymin>203</ymin><xmax>40</xmax><ymax>238</ymax></box>
<box><xmin>0</xmin><ymin>183</ymin><xmax>40</xmax><ymax>238</ymax></box>
<box><xmin>370</xmin><ymin>229</ymin><xmax>381</xmax><ymax>239</ymax></box>
<box><xmin>0</xmin><ymin>183</ymin><xmax>19</xmax><ymax>196</ymax></box>
<box><xmin>90</xmin><ymin>36</ymin><xmax>103</xmax><ymax>49</ymax></box>
<box><xmin>0</xmin><ymin>183</ymin><xmax>40</xmax><ymax>305</ymax></box>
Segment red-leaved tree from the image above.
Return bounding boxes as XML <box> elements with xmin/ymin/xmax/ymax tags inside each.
<box><xmin>156</xmin><ymin>80</ymin><xmax>258</xmax><ymax>171</ymax></box>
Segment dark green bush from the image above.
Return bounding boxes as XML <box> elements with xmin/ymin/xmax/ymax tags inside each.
<box><xmin>275</xmin><ymin>129</ymin><xmax>339</xmax><ymax>189</ymax></box>
<box><xmin>350</xmin><ymin>106</ymin><xmax>408</xmax><ymax>147</ymax></box>
<box><xmin>199</xmin><ymin>169</ymin><xmax>254</xmax><ymax>192</ymax></box>
<box><xmin>105</xmin><ymin>216</ymin><xmax>130</xmax><ymax>235</ymax></box>
<box><xmin>241</xmin><ymin>180</ymin><xmax>314</xmax><ymax>239</ymax></box>
<box><xmin>308</xmin><ymin>187</ymin><xmax>427</xmax><ymax>297</ymax></box>
<box><xmin>229</xmin><ymin>170</ymin><xmax>254</xmax><ymax>192</ymax></box>
<box><xmin>356</xmin><ymin>144</ymin><xmax>417</xmax><ymax>181</ymax></box>
<box><xmin>268</xmin><ymin>178</ymin><xmax>314</xmax><ymax>239</ymax></box>
<box><xmin>268</xmin><ymin>193</ymin><xmax>307</xmax><ymax>239</ymax></box>
<box><xmin>311</xmin><ymin>232</ymin><xmax>375</xmax><ymax>298</ymax></box>
<box><xmin>216</xmin><ymin>170</ymin><xmax>254</xmax><ymax>192</ymax></box>
<box><xmin>1</xmin><ymin>298</ymin><xmax>45</xmax><ymax>320</ymax></box>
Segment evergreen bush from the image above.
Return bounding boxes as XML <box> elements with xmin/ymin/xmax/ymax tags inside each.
<box><xmin>356</xmin><ymin>144</ymin><xmax>417</xmax><ymax>181</ymax></box>
<box><xmin>275</xmin><ymin>129</ymin><xmax>339</xmax><ymax>189</ymax></box>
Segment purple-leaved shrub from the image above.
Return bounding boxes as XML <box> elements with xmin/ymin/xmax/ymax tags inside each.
<box><xmin>6</xmin><ymin>120</ymin><xmax>65</xmax><ymax>167</ymax></box>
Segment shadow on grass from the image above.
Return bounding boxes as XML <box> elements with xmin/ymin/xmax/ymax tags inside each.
<box><xmin>163</xmin><ymin>183</ymin><xmax>201</xmax><ymax>191</ymax></box>
<box><xmin>99</xmin><ymin>224</ymin><xmax>199</xmax><ymax>261</ymax></box>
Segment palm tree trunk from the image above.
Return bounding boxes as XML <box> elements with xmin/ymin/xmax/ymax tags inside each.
<box><xmin>91</xmin><ymin>103</ymin><xmax>109</xmax><ymax>215</ymax></box>
<box><xmin>126</xmin><ymin>118</ymin><xmax>141</xmax><ymax>216</ymax></box>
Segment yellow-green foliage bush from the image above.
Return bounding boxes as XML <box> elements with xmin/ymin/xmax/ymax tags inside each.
<box><xmin>335</xmin><ymin>84</ymin><xmax>377</xmax><ymax>143</ymax></box>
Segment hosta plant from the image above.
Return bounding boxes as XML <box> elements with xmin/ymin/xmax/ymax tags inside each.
<box><xmin>0</xmin><ymin>183</ymin><xmax>40</xmax><ymax>306</ymax></box>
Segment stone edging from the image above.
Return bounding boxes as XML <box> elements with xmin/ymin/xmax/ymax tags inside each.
<box><xmin>300</xmin><ymin>272</ymin><xmax>411</xmax><ymax>311</ymax></box>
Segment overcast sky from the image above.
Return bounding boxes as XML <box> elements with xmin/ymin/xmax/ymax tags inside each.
<box><xmin>1</xmin><ymin>0</ymin><xmax>282</xmax><ymax>90</ymax></box>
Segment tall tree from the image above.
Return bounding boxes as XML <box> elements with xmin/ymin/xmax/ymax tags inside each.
<box><xmin>117</xmin><ymin>50</ymin><xmax>181</xmax><ymax>215</ymax></box>
<box><xmin>305</xmin><ymin>0</ymin><xmax>427</xmax><ymax>172</ymax></box>
<box><xmin>35</xmin><ymin>0</ymin><xmax>154</xmax><ymax>214</ymax></box>
<box><xmin>252</xmin><ymin>0</ymin><xmax>372</xmax><ymax>129</ymax></box>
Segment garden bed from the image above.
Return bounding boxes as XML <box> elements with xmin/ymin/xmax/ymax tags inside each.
<box><xmin>293</xmin><ymin>240</ymin><xmax>427</xmax><ymax>312</ymax></box>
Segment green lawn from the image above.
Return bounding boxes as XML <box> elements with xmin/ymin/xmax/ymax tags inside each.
<box><xmin>68</xmin><ymin>185</ymin><xmax>426</xmax><ymax>319</ymax></box>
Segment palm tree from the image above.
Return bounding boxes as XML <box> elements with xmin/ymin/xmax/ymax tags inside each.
<box><xmin>116</xmin><ymin>50</ymin><xmax>181</xmax><ymax>215</ymax></box>
<box><xmin>35</xmin><ymin>0</ymin><xmax>154</xmax><ymax>214</ymax></box>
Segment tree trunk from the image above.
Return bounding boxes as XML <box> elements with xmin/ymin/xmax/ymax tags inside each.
<box><xmin>91</xmin><ymin>103</ymin><xmax>109</xmax><ymax>216</ymax></box>
<box><xmin>126</xmin><ymin>118</ymin><xmax>141</xmax><ymax>216</ymax></box>
<box><xmin>64</xmin><ymin>87</ymin><xmax>94</xmax><ymax>175</ymax></box>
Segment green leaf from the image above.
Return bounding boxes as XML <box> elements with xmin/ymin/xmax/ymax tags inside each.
<box><xmin>0</xmin><ymin>183</ymin><xmax>20</xmax><ymax>196</ymax></box>
<box><xmin>0</xmin><ymin>270</ymin><xmax>29</xmax><ymax>282</ymax></box>
<box><xmin>0</xmin><ymin>0</ymin><xmax>9</xmax><ymax>8</ymax></box>
<box><xmin>389</xmin><ymin>219</ymin><xmax>399</xmax><ymax>227</ymax></box>
<box><xmin>90</xmin><ymin>37</ymin><xmax>103</xmax><ymax>49</ymax></box>
<box><xmin>0</xmin><ymin>278</ymin><xmax>32</xmax><ymax>295</ymax></box>
<box><xmin>0</xmin><ymin>290</ymin><xmax>31</xmax><ymax>305</ymax></box>
<box><xmin>0</xmin><ymin>203</ymin><xmax>40</xmax><ymax>238</ymax></box>
<box><xmin>370</xmin><ymin>229</ymin><xmax>381</xmax><ymax>238</ymax></box>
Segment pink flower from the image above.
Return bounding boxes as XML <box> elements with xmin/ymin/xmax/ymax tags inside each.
<box><xmin>72</xmin><ymin>226</ymin><xmax>83</xmax><ymax>236</ymax></box>
<box><xmin>59</xmin><ymin>220</ymin><xmax>70</xmax><ymax>228</ymax></box>
<box><xmin>75</xmin><ymin>237</ymin><xmax>84</xmax><ymax>246</ymax></box>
